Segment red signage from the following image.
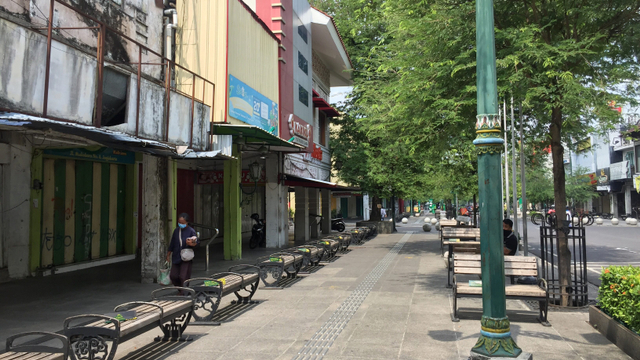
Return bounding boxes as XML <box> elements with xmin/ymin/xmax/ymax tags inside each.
<box><xmin>312</xmin><ymin>143</ymin><xmax>323</xmax><ymax>161</ymax></box>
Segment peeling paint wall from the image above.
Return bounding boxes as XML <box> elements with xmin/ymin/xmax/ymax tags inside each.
<box><xmin>0</xmin><ymin>0</ymin><xmax>165</xmax><ymax>79</ymax></box>
<box><xmin>141</xmin><ymin>153</ymin><xmax>168</xmax><ymax>283</ymax></box>
<box><xmin>0</xmin><ymin>16</ymin><xmax>212</xmax><ymax>150</ymax></box>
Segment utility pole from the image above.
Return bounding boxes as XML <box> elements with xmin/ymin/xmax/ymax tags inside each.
<box><xmin>519</xmin><ymin>103</ymin><xmax>528</xmax><ymax>255</ymax></box>
<box><xmin>511</xmin><ymin>96</ymin><xmax>518</xmax><ymax>236</ymax></box>
<box><xmin>504</xmin><ymin>99</ymin><xmax>510</xmax><ymax>220</ymax></box>
<box><xmin>471</xmin><ymin>0</ymin><xmax>528</xmax><ymax>358</ymax></box>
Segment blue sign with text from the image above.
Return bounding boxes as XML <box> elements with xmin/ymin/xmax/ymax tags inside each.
<box><xmin>228</xmin><ymin>75</ymin><xmax>279</xmax><ymax>136</ymax></box>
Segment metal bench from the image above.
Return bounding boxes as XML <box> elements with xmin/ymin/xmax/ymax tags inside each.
<box><xmin>441</xmin><ymin>226</ymin><xmax>480</xmax><ymax>255</ymax></box>
<box><xmin>350</xmin><ymin>227</ymin><xmax>368</xmax><ymax>244</ymax></box>
<box><xmin>443</xmin><ymin>240</ymin><xmax>481</xmax><ymax>287</ymax></box>
<box><xmin>256</xmin><ymin>252</ymin><xmax>304</xmax><ymax>288</ymax></box>
<box><xmin>326</xmin><ymin>234</ymin><xmax>351</xmax><ymax>252</ymax></box>
<box><xmin>309</xmin><ymin>239</ymin><xmax>339</xmax><ymax>260</ymax></box>
<box><xmin>63</xmin><ymin>287</ymin><xmax>196</xmax><ymax>360</ymax></box>
<box><xmin>184</xmin><ymin>264</ymin><xmax>260</xmax><ymax>322</ymax></box>
<box><xmin>452</xmin><ymin>254</ymin><xmax>549</xmax><ymax>326</ymax></box>
<box><xmin>286</xmin><ymin>244</ymin><xmax>323</xmax><ymax>269</ymax></box>
<box><xmin>2</xmin><ymin>332</ymin><xmax>68</xmax><ymax>360</ymax></box>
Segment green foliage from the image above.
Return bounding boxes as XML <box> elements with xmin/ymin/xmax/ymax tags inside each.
<box><xmin>566</xmin><ymin>166</ymin><xmax>598</xmax><ymax>205</ymax></box>
<box><xmin>599</xmin><ymin>266</ymin><xmax>640</xmax><ymax>334</ymax></box>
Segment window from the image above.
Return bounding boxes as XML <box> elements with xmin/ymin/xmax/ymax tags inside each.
<box><xmin>298</xmin><ymin>51</ymin><xmax>308</xmax><ymax>75</ymax></box>
<box><xmin>319</xmin><ymin>111</ymin><xmax>327</xmax><ymax>146</ymax></box>
<box><xmin>298</xmin><ymin>25</ymin><xmax>308</xmax><ymax>43</ymax></box>
<box><xmin>101</xmin><ymin>67</ymin><xmax>129</xmax><ymax>126</ymax></box>
<box><xmin>298</xmin><ymin>85</ymin><xmax>309</xmax><ymax>107</ymax></box>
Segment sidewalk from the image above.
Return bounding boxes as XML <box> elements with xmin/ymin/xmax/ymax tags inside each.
<box><xmin>0</xmin><ymin>223</ymin><xmax>632</xmax><ymax>359</ymax></box>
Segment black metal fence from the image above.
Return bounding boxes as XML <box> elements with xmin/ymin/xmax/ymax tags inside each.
<box><xmin>539</xmin><ymin>222</ymin><xmax>588</xmax><ymax>307</ymax></box>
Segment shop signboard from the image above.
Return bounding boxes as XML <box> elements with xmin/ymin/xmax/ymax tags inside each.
<box><xmin>197</xmin><ymin>170</ymin><xmax>266</xmax><ymax>185</ymax></box>
<box><xmin>43</xmin><ymin>147</ymin><xmax>135</xmax><ymax>164</ymax></box>
<box><xmin>287</xmin><ymin>114</ymin><xmax>311</xmax><ymax>147</ymax></box>
<box><xmin>228</xmin><ymin>75</ymin><xmax>279</xmax><ymax>136</ymax></box>
<box><xmin>610</xmin><ymin>161</ymin><xmax>630</xmax><ymax>180</ymax></box>
<box><xmin>596</xmin><ymin>168</ymin><xmax>610</xmax><ymax>186</ymax></box>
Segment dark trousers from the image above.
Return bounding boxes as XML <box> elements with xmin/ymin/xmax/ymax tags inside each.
<box><xmin>169</xmin><ymin>261</ymin><xmax>192</xmax><ymax>287</ymax></box>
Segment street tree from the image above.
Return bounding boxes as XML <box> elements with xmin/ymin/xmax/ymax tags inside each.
<box><xmin>322</xmin><ymin>0</ymin><xmax>640</xmax><ymax>306</ymax></box>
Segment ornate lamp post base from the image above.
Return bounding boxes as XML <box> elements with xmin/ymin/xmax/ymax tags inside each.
<box><xmin>469</xmin><ymin>316</ymin><xmax>527</xmax><ymax>359</ymax></box>
<box><xmin>471</xmin><ymin>352</ymin><xmax>533</xmax><ymax>360</ymax></box>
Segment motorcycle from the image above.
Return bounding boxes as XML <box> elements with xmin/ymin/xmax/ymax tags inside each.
<box><xmin>249</xmin><ymin>213</ymin><xmax>266</xmax><ymax>249</ymax></box>
<box><xmin>331</xmin><ymin>214</ymin><xmax>346</xmax><ymax>232</ymax></box>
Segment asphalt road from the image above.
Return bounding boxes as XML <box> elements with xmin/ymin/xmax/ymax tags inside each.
<box><xmin>517</xmin><ymin>220</ymin><xmax>640</xmax><ymax>286</ymax></box>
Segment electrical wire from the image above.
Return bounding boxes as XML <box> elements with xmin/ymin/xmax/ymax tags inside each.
<box><xmin>1</xmin><ymin>199</ymin><xmax>29</xmax><ymax>213</ymax></box>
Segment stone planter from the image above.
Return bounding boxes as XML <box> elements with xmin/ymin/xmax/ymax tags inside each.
<box><xmin>430</xmin><ymin>218</ymin><xmax>438</xmax><ymax>225</ymax></box>
<box><xmin>589</xmin><ymin>305</ymin><xmax>640</xmax><ymax>360</ymax></box>
<box><xmin>422</xmin><ymin>224</ymin><xmax>432</xmax><ymax>232</ymax></box>
<box><xmin>612</xmin><ymin>218</ymin><xmax>619</xmax><ymax>225</ymax></box>
<box><xmin>356</xmin><ymin>220</ymin><xmax>392</xmax><ymax>234</ymax></box>
<box><xmin>595</xmin><ymin>217</ymin><xmax>604</xmax><ymax>225</ymax></box>
<box><xmin>401</xmin><ymin>217</ymin><xmax>408</xmax><ymax>224</ymax></box>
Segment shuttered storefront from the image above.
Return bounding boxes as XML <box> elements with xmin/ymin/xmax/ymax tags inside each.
<box><xmin>40</xmin><ymin>149</ymin><xmax>130</xmax><ymax>267</ymax></box>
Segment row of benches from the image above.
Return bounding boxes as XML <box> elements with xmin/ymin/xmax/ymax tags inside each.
<box><xmin>3</xmin><ymin>225</ymin><xmax>378</xmax><ymax>360</ymax></box>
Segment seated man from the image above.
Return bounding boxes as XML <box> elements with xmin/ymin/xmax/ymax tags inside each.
<box><xmin>503</xmin><ymin>219</ymin><xmax>518</xmax><ymax>256</ymax></box>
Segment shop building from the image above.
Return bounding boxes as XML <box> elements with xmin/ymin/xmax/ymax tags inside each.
<box><xmin>0</xmin><ymin>0</ymin><xmax>220</xmax><ymax>282</ymax></box>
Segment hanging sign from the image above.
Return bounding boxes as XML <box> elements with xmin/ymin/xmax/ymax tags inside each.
<box><xmin>197</xmin><ymin>170</ymin><xmax>266</xmax><ymax>184</ymax></box>
<box><xmin>287</xmin><ymin>114</ymin><xmax>310</xmax><ymax>147</ymax></box>
<box><xmin>43</xmin><ymin>147</ymin><xmax>135</xmax><ymax>164</ymax></box>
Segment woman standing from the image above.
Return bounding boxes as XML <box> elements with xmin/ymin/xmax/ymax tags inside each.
<box><xmin>166</xmin><ymin>213</ymin><xmax>198</xmax><ymax>287</ymax></box>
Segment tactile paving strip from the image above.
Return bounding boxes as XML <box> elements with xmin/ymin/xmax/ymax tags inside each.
<box><xmin>292</xmin><ymin>232</ymin><xmax>413</xmax><ymax>360</ymax></box>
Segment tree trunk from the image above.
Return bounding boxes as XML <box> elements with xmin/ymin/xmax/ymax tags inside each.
<box><xmin>370</xmin><ymin>196</ymin><xmax>382</xmax><ymax>221</ymax></box>
<box><xmin>550</xmin><ymin>106</ymin><xmax>572</xmax><ymax>306</ymax></box>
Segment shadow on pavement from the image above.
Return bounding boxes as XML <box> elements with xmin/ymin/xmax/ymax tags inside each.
<box><xmin>118</xmin><ymin>335</ymin><xmax>204</xmax><ymax>360</ymax></box>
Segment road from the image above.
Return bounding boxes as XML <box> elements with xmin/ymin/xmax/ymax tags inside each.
<box><xmin>517</xmin><ymin>220</ymin><xmax>640</xmax><ymax>286</ymax></box>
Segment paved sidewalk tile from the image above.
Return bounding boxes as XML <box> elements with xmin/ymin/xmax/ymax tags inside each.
<box><xmin>1</xmin><ymin>221</ymin><xmax>633</xmax><ymax>360</ymax></box>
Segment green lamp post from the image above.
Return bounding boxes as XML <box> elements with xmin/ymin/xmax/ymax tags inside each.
<box><xmin>471</xmin><ymin>0</ymin><xmax>530</xmax><ymax>359</ymax></box>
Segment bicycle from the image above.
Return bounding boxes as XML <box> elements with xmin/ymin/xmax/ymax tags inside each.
<box><xmin>530</xmin><ymin>212</ymin><xmax>545</xmax><ymax>226</ymax></box>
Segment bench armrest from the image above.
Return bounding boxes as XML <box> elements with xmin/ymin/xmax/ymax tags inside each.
<box><xmin>6</xmin><ymin>331</ymin><xmax>68</xmax><ymax>356</ymax></box>
<box><xmin>63</xmin><ymin>314</ymin><xmax>121</xmax><ymax>340</ymax></box>
<box><xmin>452</xmin><ymin>274</ymin><xmax>457</xmax><ymax>287</ymax></box>
<box><xmin>538</xmin><ymin>278</ymin><xmax>548</xmax><ymax>291</ymax></box>
<box><xmin>114</xmin><ymin>301</ymin><xmax>164</xmax><ymax>325</ymax></box>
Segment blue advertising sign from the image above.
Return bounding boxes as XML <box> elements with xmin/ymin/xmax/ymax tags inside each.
<box><xmin>228</xmin><ymin>75</ymin><xmax>279</xmax><ymax>136</ymax></box>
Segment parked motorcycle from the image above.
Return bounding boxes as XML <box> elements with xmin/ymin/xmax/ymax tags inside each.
<box><xmin>249</xmin><ymin>213</ymin><xmax>266</xmax><ymax>249</ymax></box>
<box><xmin>331</xmin><ymin>214</ymin><xmax>346</xmax><ymax>232</ymax></box>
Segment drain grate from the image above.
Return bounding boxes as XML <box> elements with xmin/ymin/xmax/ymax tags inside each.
<box><xmin>292</xmin><ymin>232</ymin><xmax>413</xmax><ymax>360</ymax></box>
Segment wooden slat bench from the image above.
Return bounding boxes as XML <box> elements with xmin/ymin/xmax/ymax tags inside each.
<box><xmin>256</xmin><ymin>252</ymin><xmax>304</xmax><ymax>288</ymax></box>
<box><xmin>441</xmin><ymin>226</ymin><xmax>480</xmax><ymax>255</ymax></box>
<box><xmin>452</xmin><ymin>254</ymin><xmax>549</xmax><ymax>326</ymax></box>
<box><xmin>309</xmin><ymin>239</ymin><xmax>339</xmax><ymax>260</ymax></box>
<box><xmin>443</xmin><ymin>240</ymin><xmax>481</xmax><ymax>287</ymax></box>
<box><xmin>184</xmin><ymin>264</ymin><xmax>260</xmax><ymax>322</ymax></box>
<box><xmin>286</xmin><ymin>244</ymin><xmax>323</xmax><ymax>269</ymax></box>
<box><xmin>326</xmin><ymin>234</ymin><xmax>351</xmax><ymax>252</ymax></box>
<box><xmin>63</xmin><ymin>287</ymin><xmax>196</xmax><ymax>360</ymax></box>
<box><xmin>2</xmin><ymin>332</ymin><xmax>68</xmax><ymax>360</ymax></box>
<box><xmin>350</xmin><ymin>227</ymin><xmax>369</xmax><ymax>244</ymax></box>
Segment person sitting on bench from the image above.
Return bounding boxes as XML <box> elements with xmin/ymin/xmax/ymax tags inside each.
<box><xmin>503</xmin><ymin>219</ymin><xmax>518</xmax><ymax>256</ymax></box>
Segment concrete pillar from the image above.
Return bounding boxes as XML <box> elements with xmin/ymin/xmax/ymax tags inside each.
<box><xmin>612</xmin><ymin>194</ymin><xmax>618</xmax><ymax>218</ymax></box>
<box><xmin>321</xmin><ymin>189</ymin><xmax>331</xmax><ymax>235</ymax></box>
<box><xmin>2</xmin><ymin>134</ymin><xmax>32</xmax><ymax>278</ymax></box>
<box><xmin>141</xmin><ymin>154</ymin><xmax>168</xmax><ymax>283</ymax></box>
<box><xmin>223</xmin><ymin>145</ymin><xmax>242</xmax><ymax>260</ymax></box>
<box><xmin>625</xmin><ymin>184</ymin><xmax>632</xmax><ymax>216</ymax></box>
<box><xmin>348</xmin><ymin>197</ymin><xmax>356</xmax><ymax>218</ymax></box>
<box><xmin>363</xmin><ymin>194</ymin><xmax>370</xmax><ymax>221</ymax></box>
<box><xmin>294</xmin><ymin>187</ymin><xmax>309</xmax><ymax>241</ymax></box>
<box><xmin>309</xmin><ymin>188</ymin><xmax>319</xmax><ymax>238</ymax></box>
<box><xmin>266</xmin><ymin>154</ymin><xmax>287</xmax><ymax>247</ymax></box>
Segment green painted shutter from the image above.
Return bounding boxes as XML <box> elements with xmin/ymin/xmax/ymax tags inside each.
<box><xmin>53</xmin><ymin>159</ymin><xmax>66</xmax><ymax>266</ymax></box>
<box><xmin>74</xmin><ymin>161</ymin><xmax>93</xmax><ymax>262</ymax></box>
<box><xmin>100</xmin><ymin>163</ymin><xmax>110</xmax><ymax>258</ymax></box>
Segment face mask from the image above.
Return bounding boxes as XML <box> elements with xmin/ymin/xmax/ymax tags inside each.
<box><xmin>178</xmin><ymin>223</ymin><xmax>187</xmax><ymax>229</ymax></box>
<box><xmin>503</xmin><ymin>229</ymin><xmax>511</xmax><ymax>238</ymax></box>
